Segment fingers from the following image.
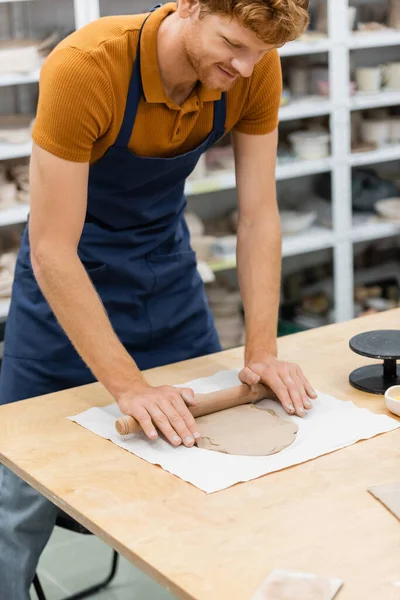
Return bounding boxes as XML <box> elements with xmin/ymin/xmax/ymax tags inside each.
<box><xmin>131</xmin><ymin>406</ymin><xmax>158</xmax><ymax>441</ymax></box>
<box><xmin>297</xmin><ymin>369</ymin><xmax>317</xmax><ymax>400</ymax></box>
<box><xmin>156</xmin><ymin>398</ymin><xmax>199</xmax><ymax>447</ymax></box>
<box><xmin>292</xmin><ymin>373</ymin><xmax>313</xmax><ymax>412</ymax></box>
<box><xmin>171</xmin><ymin>396</ymin><xmax>201</xmax><ymax>442</ymax></box>
<box><xmin>239</xmin><ymin>366</ymin><xmax>261</xmax><ymax>386</ymax></box>
<box><xmin>147</xmin><ymin>405</ymin><xmax>185</xmax><ymax>446</ymax></box>
<box><xmin>178</xmin><ymin>387</ymin><xmax>197</xmax><ymax>406</ymax></box>
<box><xmin>259</xmin><ymin>368</ymin><xmax>313</xmax><ymax>417</ymax></box>
<box><xmin>127</xmin><ymin>386</ymin><xmax>200</xmax><ymax>447</ymax></box>
<box><xmin>266</xmin><ymin>374</ymin><xmax>296</xmax><ymax>415</ymax></box>
<box><xmin>283</xmin><ymin>375</ymin><xmax>308</xmax><ymax>416</ymax></box>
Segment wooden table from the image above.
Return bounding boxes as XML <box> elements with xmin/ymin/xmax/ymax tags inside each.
<box><xmin>1</xmin><ymin>309</ymin><xmax>400</xmax><ymax>599</ymax></box>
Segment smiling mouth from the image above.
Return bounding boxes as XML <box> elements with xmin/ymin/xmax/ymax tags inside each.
<box><xmin>218</xmin><ymin>66</ymin><xmax>237</xmax><ymax>79</ymax></box>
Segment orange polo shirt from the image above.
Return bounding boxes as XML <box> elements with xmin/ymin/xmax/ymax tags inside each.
<box><xmin>32</xmin><ymin>3</ymin><xmax>282</xmax><ymax>163</ymax></box>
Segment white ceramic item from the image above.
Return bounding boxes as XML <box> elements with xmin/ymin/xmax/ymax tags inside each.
<box><xmin>187</xmin><ymin>154</ymin><xmax>206</xmax><ymax>181</ymax></box>
<box><xmin>384</xmin><ymin>62</ymin><xmax>400</xmax><ymax>90</ymax></box>
<box><xmin>390</xmin><ymin>117</ymin><xmax>400</xmax><ymax>143</ymax></box>
<box><xmin>288</xmin><ymin>131</ymin><xmax>330</xmax><ymax>160</ymax></box>
<box><xmin>389</xmin><ymin>0</ymin><xmax>400</xmax><ymax>29</ymax></box>
<box><xmin>355</xmin><ymin>67</ymin><xmax>382</xmax><ymax>93</ymax></box>
<box><xmin>288</xmin><ymin>67</ymin><xmax>309</xmax><ymax>97</ymax></box>
<box><xmin>348</xmin><ymin>6</ymin><xmax>357</xmax><ymax>30</ymax></box>
<box><xmin>280</xmin><ymin>210</ymin><xmax>317</xmax><ymax>235</ymax></box>
<box><xmin>190</xmin><ymin>235</ymin><xmax>217</xmax><ymax>262</ymax></box>
<box><xmin>0</xmin><ymin>182</ymin><xmax>18</xmax><ymax>207</ymax></box>
<box><xmin>374</xmin><ymin>198</ymin><xmax>400</xmax><ymax>221</ymax></box>
<box><xmin>0</xmin><ymin>115</ymin><xmax>34</xmax><ymax>144</ymax></box>
<box><xmin>0</xmin><ymin>40</ymin><xmax>42</xmax><ymax>74</ymax></box>
<box><xmin>361</xmin><ymin>119</ymin><xmax>391</xmax><ymax>148</ymax></box>
<box><xmin>385</xmin><ymin>386</ymin><xmax>400</xmax><ymax>417</ymax></box>
<box><xmin>185</xmin><ymin>211</ymin><xmax>205</xmax><ymax>237</ymax></box>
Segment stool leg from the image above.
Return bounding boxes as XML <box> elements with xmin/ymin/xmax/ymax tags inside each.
<box><xmin>32</xmin><ymin>574</ymin><xmax>47</xmax><ymax>600</ymax></box>
<box><xmin>60</xmin><ymin>551</ymin><xmax>119</xmax><ymax>600</ymax></box>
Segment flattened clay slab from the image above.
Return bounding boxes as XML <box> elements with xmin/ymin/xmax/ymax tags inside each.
<box><xmin>368</xmin><ymin>482</ymin><xmax>400</xmax><ymax>521</ymax></box>
<box><xmin>196</xmin><ymin>404</ymin><xmax>298</xmax><ymax>456</ymax></box>
<box><xmin>251</xmin><ymin>569</ymin><xmax>344</xmax><ymax>600</ymax></box>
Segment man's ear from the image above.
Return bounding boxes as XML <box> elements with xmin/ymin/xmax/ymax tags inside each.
<box><xmin>176</xmin><ymin>0</ymin><xmax>202</xmax><ymax>19</ymax></box>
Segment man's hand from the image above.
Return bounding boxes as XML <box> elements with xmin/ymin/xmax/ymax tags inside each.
<box><xmin>117</xmin><ymin>383</ymin><xmax>201</xmax><ymax>447</ymax></box>
<box><xmin>239</xmin><ymin>354</ymin><xmax>317</xmax><ymax>417</ymax></box>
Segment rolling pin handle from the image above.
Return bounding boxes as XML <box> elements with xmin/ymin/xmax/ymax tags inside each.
<box><xmin>115</xmin><ymin>415</ymin><xmax>138</xmax><ymax>436</ymax></box>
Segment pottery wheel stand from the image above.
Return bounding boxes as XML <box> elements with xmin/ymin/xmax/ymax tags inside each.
<box><xmin>349</xmin><ymin>330</ymin><xmax>400</xmax><ymax>395</ymax></box>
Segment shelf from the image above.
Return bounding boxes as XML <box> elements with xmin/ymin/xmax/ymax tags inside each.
<box><xmin>186</xmin><ymin>158</ymin><xmax>332</xmax><ymax>195</ymax></box>
<box><xmin>350</xmin><ymin>144</ymin><xmax>400</xmax><ymax>167</ymax></box>
<box><xmin>0</xmin><ymin>299</ymin><xmax>10</xmax><ymax>321</ymax></box>
<box><xmin>0</xmin><ymin>205</ymin><xmax>29</xmax><ymax>227</ymax></box>
<box><xmin>282</xmin><ymin>226</ymin><xmax>335</xmax><ymax>256</ymax></box>
<box><xmin>276</xmin><ymin>157</ymin><xmax>332</xmax><ymax>180</ymax></box>
<box><xmin>348</xmin><ymin>29</ymin><xmax>400</xmax><ymax>50</ymax></box>
<box><xmin>206</xmin><ymin>226</ymin><xmax>335</xmax><ymax>272</ymax></box>
<box><xmin>351</xmin><ymin>220</ymin><xmax>400</xmax><ymax>243</ymax></box>
<box><xmin>0</xmin><ymin>69</ymin><xmax>40</xmax><ymax>88</ymax></box>
<box><xmin>279</xmin><ymin>37</ymin><xmax>331</xmax><ymax>57</ymax></box>
<box><xmin>185</xmin><ymin>171</ymin><xmax>235</xmax><ymax>196</ymax></box>
<box><xmin>350</xmin><ymin>89</ymin><xmax>400</xmax><ymax>111</ymax></box>
<box><xmin>279</xmin><ymin>97</ymin><xmax>332</xmax><ymax>121</ymax></box>
<box><xmin>0</xmin><ymin>140</ymin><xmax>32</xmax><ymax>161</ymax></box>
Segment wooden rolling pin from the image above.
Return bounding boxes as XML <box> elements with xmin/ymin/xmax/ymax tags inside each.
<box><xmin>115</xmin><ymin>383</ymin><xmax>269</xmax><ymax>436</ymax></box>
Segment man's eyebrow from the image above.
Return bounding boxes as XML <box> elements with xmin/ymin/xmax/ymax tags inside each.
<box><xmin>221</xmin><ymin>34</ymin><xmax>245</xmax><ymax>47</ymax></box>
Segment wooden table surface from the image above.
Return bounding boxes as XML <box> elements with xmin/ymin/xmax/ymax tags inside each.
<box><xmin>1</xmin><ymin>309</ymin><xmax>400</xmax><ymax>599</ymax></box>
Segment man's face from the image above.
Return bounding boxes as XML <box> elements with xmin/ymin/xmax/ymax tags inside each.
<box><xmin>182</xmin><ymin>8</ymin><xmax>276</xmax><ymax>91</ymax></box>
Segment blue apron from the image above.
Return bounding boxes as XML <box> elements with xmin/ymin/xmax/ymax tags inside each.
<box><xmin>0</xmin><ymin>7</ymin><xmax>224</xmax><ymax>405</ymax></box>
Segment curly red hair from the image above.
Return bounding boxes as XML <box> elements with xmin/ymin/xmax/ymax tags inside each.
<box><xmin>199</xmin><ymin>0</ymin><xmax>310</xmax><ymax>44</ymax></box>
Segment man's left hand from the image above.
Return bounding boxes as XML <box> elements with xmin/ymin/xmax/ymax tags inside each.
<box><xmin>239</xmin><ymin>354</ymin><xmax>317</xmax><ymax>417</ymax></box>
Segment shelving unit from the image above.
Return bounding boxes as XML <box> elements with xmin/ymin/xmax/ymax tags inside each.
<box><xmin>350</xmin><ymin>89</ymin><xmax>400</xmax><ymax>111</ymax></box>
<box><xmin>349</xmin><ymin>29</ymin><xmax>400</xmax><ymax>50</ymax></box>
<box><xmin>350</xmin><ymin>144</ymin><xmax>400</xmax><ymax>167</ymax></box>
<box><xmin>206</xmin><ymin>226</ymin><xmax>335</xmax><ymax>273</ymax></box>
<box><xmin>0</xmin><ymin>69</ymin><xmax>41</xmax><ymax>87</ymax></box>
<box><xmin>351</xmin><ymin>220</ymin><xmax>400</xmax><ymax>243</ymax></box>
<box><xmin>0</xmin><ymin>0</ymin><xmax>399</xmax><ymax>328</ymax></box>
<box><xmin>0</xmin><ymin>205</ymin><xmax>29</xmax><ymax>227</ymax></box>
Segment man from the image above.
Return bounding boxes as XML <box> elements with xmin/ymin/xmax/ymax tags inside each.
<box><xmin>0</xmin><ymin>0</ymin><xmax>315</xmax><ymax>597</ymax></box>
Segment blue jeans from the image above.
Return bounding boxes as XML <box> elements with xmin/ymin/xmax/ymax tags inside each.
<box><xmin>0</xmin><ymin>354</ymin><xmax>96</xmax><ymax>600</ymax></box>
<box><xmin>0</xmin><ymin>464</ymin><xmax>58</xmax><ymax>600</ymax></box>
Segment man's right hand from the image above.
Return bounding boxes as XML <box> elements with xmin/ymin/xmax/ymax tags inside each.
<box><xmin>117</xmin><ymin>382</ymin><xmax>201</xmax><ymax>447</ymax></box>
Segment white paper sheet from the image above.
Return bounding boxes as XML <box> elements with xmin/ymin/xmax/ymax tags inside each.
<box><xmin>67</xmin><ymin>370</ymin><xmax>400</xmax><ymax>494</ymax></box>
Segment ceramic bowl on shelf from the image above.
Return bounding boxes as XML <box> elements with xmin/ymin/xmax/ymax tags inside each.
<box><xmin>0</xmin><ymin>39</ymin><xmax>42</xmax><ymax>74</ymax></box>
<box><xmin>0</xmin><ymin>182</ymin><xmax>18</xmax><ymax>208</ymax></box>
<box><xmin>0</xmin><ymin>115</ymin><xmax>34</xmax><ymax>144</ymax></box>
<box><xmin>374</xmin><ymin>198</ymin><xmax>400</xmax><ymax>221</ymax></box>
<box><xmin>288</xmin><ymin>131</ymin><xmax>330</xmax><ymax>160</ymax></box>
<box><xmin>280</xmin><ymin>210</ymin><xmax>317</xmax><ymax>235</ymax></box>
<box><xmin>361</xmin><ymin>118</ymin><xmax>391</xmax><ymax>148</ymax></box>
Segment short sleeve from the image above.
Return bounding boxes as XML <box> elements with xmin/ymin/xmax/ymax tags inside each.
<box><xmin>32</xmin><ymin>47</ymin><xmax>113</xmax><ymax>162</ymax></box>
<box><xmin>234</xmin><ymin>49</ymin><xmax>282</xmax><ymax>136</ymax></box>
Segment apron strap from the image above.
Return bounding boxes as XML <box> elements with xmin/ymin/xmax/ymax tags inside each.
<box><xmin>114</xmin><ymin>10</ymin><xmax>154</xmax><ymax>148</ymax></box>
<box><xmin>211</xmin><ymin>93</ymin><xmax>226</xmax><ymax>140</ymax></box>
